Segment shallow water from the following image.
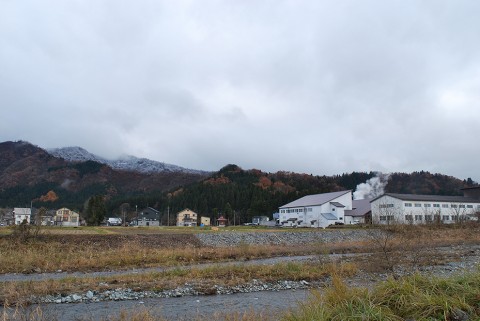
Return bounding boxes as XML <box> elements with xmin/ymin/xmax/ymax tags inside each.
<box><xmin>2</xmin><ymin>289</ymin><xmax>312</xmax><ymax>320</ymax></box>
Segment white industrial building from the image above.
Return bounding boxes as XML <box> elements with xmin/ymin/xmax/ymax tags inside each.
<box><xmin>371</xmin><ymin>187</ymin><xmax>480</xmax><ymax>224</ymax></box>
<box><xmin>278</xmin><ymin>190</ymin><xmax>353</xmax><ymax>228</ymax></box>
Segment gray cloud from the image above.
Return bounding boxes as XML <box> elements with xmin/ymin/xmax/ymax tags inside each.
<box><xmin>1</xmin><ymin>0</ymin><xmax>479</xmax><ymax>181</ymax></box>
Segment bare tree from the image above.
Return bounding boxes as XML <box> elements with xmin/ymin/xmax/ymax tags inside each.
<box><xmin>449</xmin><ymin>204</ymin><xmax>468</xmax><ymax>224</ymax></box>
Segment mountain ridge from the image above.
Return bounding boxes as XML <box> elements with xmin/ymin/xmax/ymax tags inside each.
<box><xmin>47</xmin><ymin>146</ymin><xmax>208</xmax><ymax>175</ymax></box>
<box><xmin>0</xmin><ymin>141</ymin><xmax>208</xmax><ymax>209</ymax></box>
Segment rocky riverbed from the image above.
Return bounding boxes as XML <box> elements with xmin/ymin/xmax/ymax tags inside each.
<box><xmin>26</xmin><ymin>243</ymin><xmax>480</xmax><ymax>306</ymax></box>
<box><xmin>32</xmin><ymin>279</ymin><xmax>315</xmax><ymax>305</ymax></box>
<box><xmin>195</xmin><ymin>229</ymin><xmax>371</xmax><ymax>247</ymax></box>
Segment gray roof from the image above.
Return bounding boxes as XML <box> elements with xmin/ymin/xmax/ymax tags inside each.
<box><xmin>372</xmin><ymin>193</ymin><xmax>479</xmax><ymax>203</ymax></box>
<box><xmin>345</xmin><ymin>199</ymin><xmax>372</xmax><ymax>217</ymax></box>
<box><xmin>280</xmin><ymin>190</ymin><xmax>351</xmax><ymax>208</ymax></box>
<box><xmin>321</xmin><ymin>213</ymin><xmax>338</xmax><ymax>220</ymax></box>
<box><xmin>330</xmin><ymin>202</ymin><xmax>345</xmax><ymax>208</ymax></box>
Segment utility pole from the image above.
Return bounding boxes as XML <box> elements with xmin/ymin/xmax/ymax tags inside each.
<box><xmin>167</xmin><ymin>205</ymin><xmax>170</xmax><ymax>227</ymax></box>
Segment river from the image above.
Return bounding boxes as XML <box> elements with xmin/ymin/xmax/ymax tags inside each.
<box><xmin>2</xmin><ymin>288</ymin><xmax>312</xmax><ymax>320</ymax></box>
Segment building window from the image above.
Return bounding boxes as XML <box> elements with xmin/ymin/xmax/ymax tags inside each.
<box><xmin>379</xmin><ymin>204</ymin><xmax>394</xmax><ymax>208</ymax></box>
<box><xmin>459</xmin><ymin>205</ymin><xmax>465</xmax><ymax>208</ymax></box>
<box><xmin>467</xmin><ymin>205</ymin><xmax>473</xmax><ymax>208</ymax></box>
<box><xmin>405</xmin><ymin>215</ymin><xmax>413</xmax><ymax>221</ymax></box>
<box><xmin>442</xmin><ymin>204</ymin><xmax>449</xmax><ymax>208</ymax></box>
<box><xmin>425</xmin><ymin>215</ymin><xmax>433</xmax><ymax>221</ymax></box>
<box><xmin>414</xmin><ymin>203</ymin><xmax>422</xmax><ymax>207</ymax></box>
<box><xmin>442</xmin><ymin>215</ymin><xmax>450</xmax><ymax>221</ymax></box>
<box><xmin>424</xmin><ymin>204</ymin><xmax>431</xmax><ymax>208</ymax></box>
<box><xmin>415</xmin><ymin>215</ymin><xmax>423</xmax><ymax>221</ymax></box>
<box><xmin>433</xmin><ymin>204</ymin><xmax>440</xmax><ymax>208</ymax></box>
<box><xmin>308</xmin><ymin>208</ymin><xmax>312</xmax><ymax>212</ymax></box>
<box><xmin>379</xmin><ymin>216</ymin><xmax>386</xmax><ymax>221</ymax></box>
<box><xmin>451</xmin><ymin>204</ymin><xmax>458</xmax><ymax>208</ymax></box>
<box><xmin>404</xmin><ymin>203</ymin><xmax>412</xmax><ymax>207</ymax></box>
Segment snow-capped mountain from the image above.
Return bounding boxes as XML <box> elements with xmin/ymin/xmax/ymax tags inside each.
<box><xmin>47</xmin><ymin>146</ymin><xmax>207</xmax><ymax>175</ymax></box>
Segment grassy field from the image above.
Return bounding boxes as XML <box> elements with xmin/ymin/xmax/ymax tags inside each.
<box><xmin>0</xmin><ymin>224</ymin><xmax>347</xmax><ymax>235</ymax></box>
<box><xmin>1</xmin><ymin>224</ymin><xmax>479</xmax><ymax>275</ymax></box>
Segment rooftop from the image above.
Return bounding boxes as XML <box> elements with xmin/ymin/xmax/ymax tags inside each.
<box><xmin>372</xmin><ymin>193</ymin><xmax>479</xmax><ymax>203</ymax></box>
<box><xmin>280</xmin><ymin>190</ymin><xmax>351</xmax><ymax>208</ymax></box>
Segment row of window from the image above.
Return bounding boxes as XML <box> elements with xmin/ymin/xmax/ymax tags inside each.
<box><xmin>404</xmin><ymin>203</ymin><xmax>478</xmax><ymax>209</ymax></box>
<box><xmin>379</xmin><ymin>216</ymin><xmax>394</xmax><ymax>221</ymax></box>
<box><xmin>405</xmin><ymin>214</ymin><xmax>467</xmax><ymax>222</ymax></box>
<box><xmin>381</xmin><ymin>214</ymin><xmax>472</xmax><ymax>222</ymax></box>
<box><xmin>280</xmin><ymin>208</ymin><xmax>313</xmax><ymax>214</ymax></box>
<box><xmin>379</xmin><ymin>204</ymin><xmax>394</xmax><ymax>208</ymax></box>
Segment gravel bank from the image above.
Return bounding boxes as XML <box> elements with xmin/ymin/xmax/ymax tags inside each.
<box><xmin>195</xmin><ymin>229</ymin><xmax>371</xmax><ymax>247</ymax></box>
<box><xmin>32</xmin><ymin>279</ymin><xmax>315</xmax><ymax>304</ymax></box>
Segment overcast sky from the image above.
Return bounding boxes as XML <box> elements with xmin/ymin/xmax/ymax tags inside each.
<box><xmin>1</xmin><ymin>0</ymin><xmax>479</xmax><ymax>181</ymax></box>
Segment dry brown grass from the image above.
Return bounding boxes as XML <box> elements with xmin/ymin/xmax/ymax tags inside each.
<box><xmin>0</xmin><ymin>261</ymin><xmax>358</xmax><ymax>306</ymax></box>
<box><xmin>0</xmin><ymin>236</ymin><xmax>356</xmax><ymax>274</ymax></box>
<box><xmin>358</xmin><ymin>223</ymin><xmax>480</xmax><ymax>274</ymax></box>
<box><xmin>1</xmin><ymin>224</ymin><xmax>479</xmax><ymax>275</ymax></box>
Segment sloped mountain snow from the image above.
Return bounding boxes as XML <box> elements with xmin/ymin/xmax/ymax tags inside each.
<box><xmin>47</xmin><ymin>147</ymin><xmax>206</xmax><ymax>174</ymax></box>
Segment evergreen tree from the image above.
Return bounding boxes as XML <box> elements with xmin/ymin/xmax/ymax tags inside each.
<box><xmin>85</xmin><ymin>195</ymin><xmax>106</xmax><ymax>226</ymax></box>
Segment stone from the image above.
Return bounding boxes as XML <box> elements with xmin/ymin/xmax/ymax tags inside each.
<box><xmin>451</xmin><ymin>308</ymin><xmax>469</xmax><ymax>321</ymax></box>
<box><xmin>86</xmin><ymin>291</ymin><xmax>94</xmax><ymax>299</ymax></box>
<box><xmin>72</xmin><ymin>294</ymin><xmax>82</xmax><ymax>301</ymax></box>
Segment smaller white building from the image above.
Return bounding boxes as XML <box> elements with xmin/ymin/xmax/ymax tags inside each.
<box><xmin>344</xmin><ymin>199</ymin><xmax>371</xmax><ymax>224</ymax></box>
<box><xmin>278</xmin><ymin>190</ymin><xmax>352</xmax><ymax>228</ymax></box>
<box><xmin>13</xmin><ymin>208</ymin><xmax>31</xmax><ymax>225</ymax></box>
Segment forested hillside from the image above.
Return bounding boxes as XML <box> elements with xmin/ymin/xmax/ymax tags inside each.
<box><xmin>110</xmin><ymin>165</ymin><xmax>473</xmax><ymax>225</ymax></box>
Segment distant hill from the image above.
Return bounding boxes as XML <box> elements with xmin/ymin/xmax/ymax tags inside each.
<box><xmin>47</xmin><ymin>146</ymin><xmax>208</xmax><ymax>175</ymax></box>
<box><xmin>0</xmin><ymin>141</ymin><xmax>208</xmax><ymax>210</ymax></box>
<box><xmin>118</xmin><ymin>164</ymin><xmax>471</xmax><ymax>224</ymax></box>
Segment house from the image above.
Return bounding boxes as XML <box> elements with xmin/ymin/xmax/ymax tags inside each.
<box><xmin>13</xmin><ymin>208</ymin><xmax>31</xmax><ymax>225</ymax></box>
<box><xmin>40</xmin><ymin>210</ymin><xmax>56</xmax><ymax>226</ymax></box>
<box><xmin>176</xmin><ymin>209</ymin><xmax>198</xmax><ymax>227</ymax></box>
<box><xmin>1</xmin><ymin>208</ymin><xmax>14</xmax><ymax>226</ymax></box>
<box><xmin>55</xmin><ymin>208</ymin><xmax>80</xmax><ymax>227</ymax></box>
<box><xmin>216</xmin><ymin>215</ymin><xmax>228</xmax><ymax>227</ymax></box>
<box><xmin>371</xmin><ymin>187</ymin><xmax>480</xmax><ymax>224</ymax></box>
<box><xmin>344</xmin><ymin>199</ymin><xmax>372</xmax><ymax>224</ymax></box>
<box><xmin>136</xmin><ymin>207</ymin><xmax>161</xmax><ymax>226</ymax></box>
<box><xmin>278</xmin><ymin>190</ymin><xmax>352</xmax><ymax>228</ymax></box>
<box><xmin>252</xmin><ymin>216</ymin><xmax>270</xmax><ymax>225</ymax></box>
<box><xmin>200</xmin><ymin>216</ymin><xmax>211</xmax><ymax>226</ymax></box>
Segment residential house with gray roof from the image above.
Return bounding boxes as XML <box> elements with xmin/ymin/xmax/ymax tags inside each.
<box><xmin>136</xmin><ymin>207</ymin><xmax>161</xmax><ymax>226</ymax></box>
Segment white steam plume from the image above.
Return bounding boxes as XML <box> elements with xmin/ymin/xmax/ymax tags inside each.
<box><xmin>353</xmin><ymin>172</ymin><xmax>390</xmax><ymax>200</ymax></box>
